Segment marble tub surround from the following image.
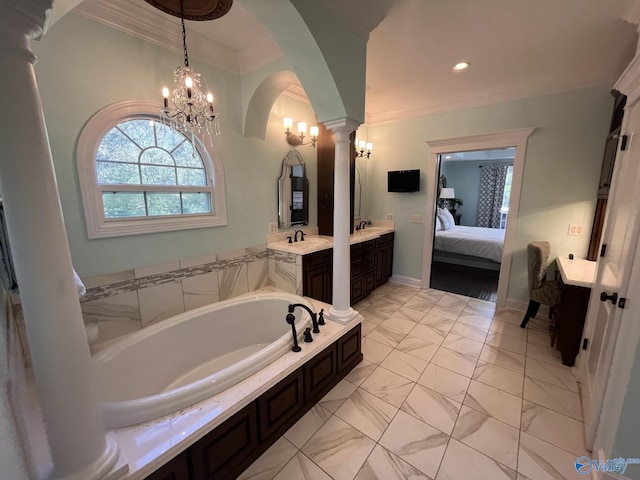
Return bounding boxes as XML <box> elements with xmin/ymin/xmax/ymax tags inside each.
<box><xmin>238</xmin><ymin>282</ymin><xmax>590</xmax><ymax>480</ymax></box>
<box><xmin>10</xmin><ymin>244</ymin><xmax>302</xmax><ymax>353</ymax></box>
<box><xmin>108</xmin><ymin>297</ymin><xmax>361</xmax><ymax>480</ymax></box>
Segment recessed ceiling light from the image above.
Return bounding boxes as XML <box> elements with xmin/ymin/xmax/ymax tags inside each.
<box><xmin>453</xmin><ymin>62</ymin><xmax>470</xmax><ymax>71</ymax></box>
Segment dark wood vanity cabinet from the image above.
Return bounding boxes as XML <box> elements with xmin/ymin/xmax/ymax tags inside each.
<box><xmin>316</xmin><ymin>123</ymin><xmax>356</xmax><ymax>236</ymax></box>
<box><xmin>144</xmin><ymin>451</ymin><xmax>190</xmax><ymax>480</ymax></box>
<box><xmin>190</xmin><ymin>403</ymin><xmax>258</xmax><ymax>480</ymax></box>
<box><xmin>303</xmin><ymin>249</ymin><xmax>333</xmax><ymax>304</ymax></box>
<box><xmin>351</xmin><ymin>239</ymin><xmax>377</xmax><ymax>305</ymax></box>
<box><xmin>375</xmin><ymin>233</ymin><xmax>394</xmax><ymax>288</ymax></box>
<box><xmin>257</xmin><ymin>369</ymin><xmax>305</xmax><ymax>442</ymax></box>
<box><xmin>144</xmin><ymin>325</ymin><xmax>362</xmax><ymax>480</ymax></box>
<box><xmin>302</xmin><ymin>233</ymin><xmax>394</xmax><ymax>306</ymax></box>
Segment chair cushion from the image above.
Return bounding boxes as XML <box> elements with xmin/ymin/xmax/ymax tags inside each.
<box><xmin>531</xmin><ymin>279</ymin><xmax>561</xmax><ymax>307</ymax></box>
<box><xmin>527</xmin><ymin>241</ymin><xmax>551</xmax><ymax>291</ymax></box>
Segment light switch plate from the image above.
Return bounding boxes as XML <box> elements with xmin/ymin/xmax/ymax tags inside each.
<box><xmin>268</xmin><ymin>222</ymin><xmax>278</xmax><ymax>233</ymax></box>
<box><xmin>568</xmin><ymin>224</ymin><xmax>584</xmax><ymax>236</ymax></box>
<box><xmin>387</xmin><ymin>213</ymin><xmax>394</xmax><ymax>221</ymax></box>
<box><xmin>411</xmin><ymin>215</ymin><xmax>423</xmax><ymax>224</ymax></box>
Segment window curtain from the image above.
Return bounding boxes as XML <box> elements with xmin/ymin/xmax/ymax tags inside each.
<box><xmin>477</xmin><ymin>164</ymin><xmax>509</xmax><ymax>228</ymax></box>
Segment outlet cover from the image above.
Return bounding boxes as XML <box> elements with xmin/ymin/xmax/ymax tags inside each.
<box><xmin>411</xmin><ymin>215</ymin><xmax>423</xmax><ymax>224</ymax></box>
<box><xmin>568</xmin><ymin>224</ymin><xmax>584</xmax><ymax>236</ymax></box>
<box><xmin>387</xmin><ymin>213</ymin><xmax>394</xmax><ymax>221</ymax></box>
<box><xmin>268</xmin><ymin>222</ymin><xmax>278</xmax><ymax>233</ymax></box>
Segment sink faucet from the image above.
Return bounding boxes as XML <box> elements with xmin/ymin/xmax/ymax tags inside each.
<box><xmin>288</xmin><ymin>303</ymin><xmax>319</xmax><ymax>333</ymax></box>
<box><xmin>357</xmin><ymin>220</ymin><xmax>367</xmax><ymax>231</ymax></box>
<box><xmin>294</xmin><ymin>229</ymin><xmax>306</xmax><ymax>242</ymax></box>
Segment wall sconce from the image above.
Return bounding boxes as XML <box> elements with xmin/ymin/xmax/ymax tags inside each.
<box><xmin>284</xmin><ymin>117</ymin><xmax>318</xmax><ymax>148</ymax></box>
<box><xmin>355</xmin><ymin>138</ymin><xmax>373</xmax><ymax>158</ymax></box>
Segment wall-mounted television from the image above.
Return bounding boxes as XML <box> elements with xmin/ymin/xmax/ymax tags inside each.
<box><xmin>388</xmin><ymin>169</ymin><xmax>420</xmax><ymax>192</ymax></box>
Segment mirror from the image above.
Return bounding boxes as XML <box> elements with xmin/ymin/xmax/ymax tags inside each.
<box><xmin>278</xmin><ymin>150</ymin><xmax>309</xmax><ymax>228</ymax></box>
<box><xmin>354</xmin><ymin>161</ymin><xmax>361</xmax><ymax>220</ymax></box>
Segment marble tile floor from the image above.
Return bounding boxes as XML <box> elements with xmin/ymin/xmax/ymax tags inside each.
<box><xmin>238</xmin><ymin>283</ymin><xmax>589</xmax><ymax>480</ymax></box>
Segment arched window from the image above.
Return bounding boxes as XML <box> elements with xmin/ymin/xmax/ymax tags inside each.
<box><xmin>78</xmin><ymin>101</ymin><xmax>226</xmax><ymax>238</ymax></box>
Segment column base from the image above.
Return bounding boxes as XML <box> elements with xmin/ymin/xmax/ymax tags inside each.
<box><xmin>325</xmin><ymin>306</ymin><xmax>360</xmax><ymax>324</ymax></box>
<box><xmin>51</xmin><ymin>434</ymin><xmax>128</xmax><ymax>480</ymax></box>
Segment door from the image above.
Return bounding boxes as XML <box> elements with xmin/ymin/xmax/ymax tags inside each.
<box><xmin>579</xmin><ymin>99</ymin><xmax>640</xmax><ymax>450</ymax></box>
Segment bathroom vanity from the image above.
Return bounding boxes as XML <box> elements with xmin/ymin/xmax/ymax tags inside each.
<box><xmin>268</xmin><ymin>227</ymin><xmax>395</xmax><ymax>305</ymax></box>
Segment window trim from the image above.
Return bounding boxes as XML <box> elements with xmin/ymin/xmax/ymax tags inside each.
<box><xmin>78</xmin><ymin>100</ymin><xmax>227</xmax><ymax>238</ymax></box>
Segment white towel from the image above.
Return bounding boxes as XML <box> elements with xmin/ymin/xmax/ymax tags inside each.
<box><xmin>73</xmin><ymin>269</ymin><xmax>86</xmax><ymax>297</ymax></box>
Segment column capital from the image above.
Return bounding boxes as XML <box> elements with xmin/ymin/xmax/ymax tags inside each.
<box><xmin>0</xmin><ymin>0</ymin><xmax>52</xmax><ymax>43</ymax></box>
<box><xmin>324</xmin><ymin>117</ymin><xmax>361</xmax><ymax>138</ymax></box>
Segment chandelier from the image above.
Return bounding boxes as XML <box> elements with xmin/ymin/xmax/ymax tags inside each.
<box><xmin>160</xmin><ymin>0</ymin><xmax>221</xmax><ymax>142</ymax></box>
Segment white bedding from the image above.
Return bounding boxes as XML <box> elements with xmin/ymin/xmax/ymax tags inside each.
<box><xmin>434</xmin><ymin>225</ymin><xmax>505</xmax><ymax>263</ymax></box>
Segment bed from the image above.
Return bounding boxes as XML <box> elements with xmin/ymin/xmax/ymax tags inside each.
<box><xmin>433</xmin><ymin>225</ymin><xmax>505</xmax><ymax>270</ymax></box>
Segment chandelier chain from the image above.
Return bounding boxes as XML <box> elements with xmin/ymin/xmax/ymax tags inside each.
<box><xmin>180</xmin><ymin>0</ymin><xmax>189</xmax><ymax>67</ymax></box>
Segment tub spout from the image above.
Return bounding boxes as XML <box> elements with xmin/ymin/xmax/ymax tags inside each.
<box><xmin>288</xmin><ymin>303</ymin><xmax>319</xmax><ymax>334</ymax></box>
<box><xmin>286</xmin><ymin>313</ymin><xmax>302</xmax><ymax>352</ymax></box>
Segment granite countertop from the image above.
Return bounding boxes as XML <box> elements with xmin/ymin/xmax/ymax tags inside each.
<box><xmin>267</xmin><ymin>224</ymin><xmax>395</xmax><ymax>255</ymax></box>
<box><xmin>557</xmin><ymin>256</ymin><xmax>597</xmax><ymax>288</ymax></box>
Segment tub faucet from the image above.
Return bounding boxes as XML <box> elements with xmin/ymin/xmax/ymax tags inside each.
<box><xmin>294</xmin><ymin>229</ymin><xmax>306</xmax><ymax>242</ymax></box>
<box><xmin>285</xmin><ymin>312</ymin><xmax>302</xmax><ymax>352</ymax></box>
<box><xmin>288</xmin><ymin>303</ymin><xmax>319</xmax><ymax>334</ymax></box>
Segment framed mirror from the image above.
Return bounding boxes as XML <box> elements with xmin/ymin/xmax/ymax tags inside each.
<box><xmin>278</xmin><ymin>150</ymin><xmax>309</xmax><ymax>228</ymax></box>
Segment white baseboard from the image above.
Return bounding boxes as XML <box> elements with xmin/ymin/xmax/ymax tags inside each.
<box><xmin>389</xmin><ymin>275</ymin><xmax>422</xmax><ymax>288</ymax></box>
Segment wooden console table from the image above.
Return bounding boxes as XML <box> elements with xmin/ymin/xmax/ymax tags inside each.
<box><xmin>554</xmin><ymin>257</ymin><xmax>597</xmax><ymax>366</ymax></box>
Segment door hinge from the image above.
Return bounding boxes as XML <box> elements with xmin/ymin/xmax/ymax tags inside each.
<box><xmin>621</xmin><ymin>134</ymin><xmax>629</xmax><ymax>151</ymax></box>
<box><xmin>618</xmin><ymin>297</ymin><xmax>627</xmax><ymax>309</ymax></box>
<box><xmin>600</xmin><ymin>244</ymin><xmax>607</xmax><ymax>257</ymax></box>
<box><xmin>583</xmin><ymin>338</ymin><xmax>589</xmax><ymax>350</ymax></box>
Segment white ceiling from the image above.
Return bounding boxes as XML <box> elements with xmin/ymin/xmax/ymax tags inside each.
<box><xmin>73</xmin><ymin>0</ymin><xmax>639</xmax><ymax>125</ymax></box>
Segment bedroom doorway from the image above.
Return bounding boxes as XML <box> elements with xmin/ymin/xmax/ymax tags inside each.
<box><xmin>422</xmin><ymin>128</ymin><xmax>534</xmax><ymax>307</ymax></box>
<box><xmin>430</xmin><ymin>149</ymin><xmax>515</xmax><ymax>302</ymax></box>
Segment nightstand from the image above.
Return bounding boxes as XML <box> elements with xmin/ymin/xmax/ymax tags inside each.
<box><xmin>453</xmin><ymin>213</ymin><xmax>462</xmax><ymax>225</ymax></box>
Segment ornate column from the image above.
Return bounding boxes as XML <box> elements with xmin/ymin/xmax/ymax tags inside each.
<box><xmin>324</xmin><ymin>118</ymin><xmax>361</xmax><ymax>324</ymax></box>
<box><xmin>0</xmin><ymin>2</ymin><xmax>124</xmax><ymax>479</ymax></box>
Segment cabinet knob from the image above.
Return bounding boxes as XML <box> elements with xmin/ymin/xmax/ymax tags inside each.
<box><xmin>600</xmin><ymin>291</ymin><xmax>618</xmax><ymax>304</ymax></box>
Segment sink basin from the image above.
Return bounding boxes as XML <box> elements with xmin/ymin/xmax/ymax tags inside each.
<box><xmin>268</xmin><ymin>237</ymin><xmax>332</xmax><ymax>254</ymax></box>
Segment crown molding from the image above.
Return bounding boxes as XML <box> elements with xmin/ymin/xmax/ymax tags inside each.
<box><xmin>74</xmin><ymin>0</ymin><xmax>239</xmax><ymax>73</ymax></box>
<box><xmin>365</xmin><ymin>66</ymin><xmax>620</xmax><ymax>125</ymax></box>
<box><xmin>282</xmin><ymin>83</ymin><xmax>310</xmax><ymax>104</ymax></box>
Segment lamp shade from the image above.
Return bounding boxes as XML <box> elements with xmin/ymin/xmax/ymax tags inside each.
<box><xmin>440</xmin><ymin>187</ymin><xmax>455</xmax><ymax>199</ymax></box>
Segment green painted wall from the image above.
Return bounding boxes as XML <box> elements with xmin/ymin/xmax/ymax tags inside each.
<box><xmin>365</xmin><ymin>87</ymin><xmax>613</xmax><ymax>303</ymax></box>
<box><xmin>33</xmin><ymin>13</ymin><xmax>317</xmax><ymax>277</ymax></box>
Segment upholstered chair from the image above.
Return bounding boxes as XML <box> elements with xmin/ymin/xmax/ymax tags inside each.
<box><xmin>520</xmin><ymin>241</ymin><xmax>561</xmax><ymax>328</ymax></box>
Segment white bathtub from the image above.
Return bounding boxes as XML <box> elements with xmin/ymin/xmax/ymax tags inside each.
<box><xmin>93</xmin><ymin>291</ymin><xmax>313</xmax><ymax>428</ymax></box>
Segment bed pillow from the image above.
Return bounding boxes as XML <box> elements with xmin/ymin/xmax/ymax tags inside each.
<box><xmin>435</xmin><ymin>216</ymin><xmax>443</xmax><ymax>231</ymax></box>
<box><xmin>438</xmin><ymin>207</ymin><xmax>455</xmax><ymax>230</ymax></box>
